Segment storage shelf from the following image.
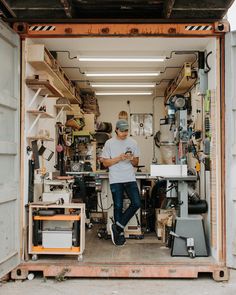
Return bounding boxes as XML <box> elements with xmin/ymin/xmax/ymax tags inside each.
<box><xmin>164</xmin><ymin>63</ymin><xmax>197</xmax><ymax>103</ymax></box>
<box><xmin>27</xmin><ymin>44</ymin><xmax>81</xmax><ymax>104</ymax></box>
<box><xmin>27</xmin><ymin>110</ymin><xmax>54</xmax><ymax>118</ymax></box>
<box><xmin>55</xmin><ymin>104</ymin><xmax>73</xmax><ymax>111</ymax></box>
<box><xmin>55</xmin><ymin>103</ymin><xmax>73</xmax><ymax>120</ymax></box>
<box><xmin>27</xmin><ymin>136</ymin><xmax>54</xmax><ymax>142</ymax></box>
<box><xmin>26</xmin><ymin>78</ymin><xmax>63</xmax><ymax>97</ymax></box>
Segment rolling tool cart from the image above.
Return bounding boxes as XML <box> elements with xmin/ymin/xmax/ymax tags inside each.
<box><xmin>28</xmin><ymin>203</ymin><xmax>85</xmax><ymax>261</ymax></box>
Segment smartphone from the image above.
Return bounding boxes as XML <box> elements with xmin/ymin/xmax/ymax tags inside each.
<box><xmin>125</xmin><ymin>150</ymin><xmax>132</xmax><ymax>154</ymax></box>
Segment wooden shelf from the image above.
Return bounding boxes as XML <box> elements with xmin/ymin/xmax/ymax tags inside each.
<box><xmin>27</xmin><ymin>44</ymin><xmax>81</xmax><ymax>104</ymax></box>
<box><xmin>27</xmin><ymin>136</ymin><xmax>54</xmax><ymax>142</ymax></box>
<box><xmin>55</xmin><ymin>104</ymin><xmax>73</xmax><ymax>111</ymax></box>
<box><xmin>55</xmin><ymin>104</ymin><xmax>73</xmax><ymax>120</ymax></box>
<box><xmin>26</xmin><ymin>78</ymin><xmax>63</xmax><ymax>97</ymax></box>
<box><xmin>34</xmin><ymin>214</ymin><xmax>81</xmax><ymax>221</ymax></box>
<box><xmin>27</xmin><ymin>110</ymin><xmax>54</xmax><ymax>118</ymax></box>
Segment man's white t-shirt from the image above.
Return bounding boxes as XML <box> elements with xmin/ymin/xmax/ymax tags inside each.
<box><xmin>101</xmin><ymin>136</ymin><xmax>140</xmax><ymax>184</ymax></box>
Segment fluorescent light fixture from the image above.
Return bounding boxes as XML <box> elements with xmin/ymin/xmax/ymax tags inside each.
<box><xmin>95</xmin><ymin>91</ymin><xmax>153</xmax><ymax>96</ymax></box>
<box><xmin>78</xmin><ymin>57</ymin><xmax>166</xmax><ymax>62</ymax></box>
<box><xmin>85</xmin><ymin>72</ymin><xmax>160</xmax><ymax>77</ymax></box>
<box><xmin>91</xmin><ymin>83</ymin><xmax>156</xmax><ymax>88</ymax></box>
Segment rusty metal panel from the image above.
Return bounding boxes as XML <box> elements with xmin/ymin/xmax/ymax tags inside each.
<box><xmin>14</xmin><ymin>261</ymin><xmax>229</xmax><ymax>281</ymax></box>
<box><xmin>13</xmin><ymin>22</ymin><xmax>229</xmax><ymax>38</ymax></box>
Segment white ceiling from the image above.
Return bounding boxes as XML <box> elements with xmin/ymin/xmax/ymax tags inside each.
<box><xmin>35</xmin><ymin>37</ymin><xmax>213</xmax><ymax>96</ymax></box>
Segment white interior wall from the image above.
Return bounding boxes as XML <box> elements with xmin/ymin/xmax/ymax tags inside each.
<box><xmin>97</xmin><ymin>95</ymin><xmax>165</xmax><ymax>172</ymax></box>
<box><xmin>153</xmin><ymin>97</ymin><xmax>166</xmax><ymax>163</ymax></box>
<box><xmin>23</xmin><ymin>39</ymin><xmax>60</xmax><ymax>204</ymax></box>
<box><xmin>23</xmin><ymin>38</ymin><xmax>34</xmax><ymax>206</ymax></box>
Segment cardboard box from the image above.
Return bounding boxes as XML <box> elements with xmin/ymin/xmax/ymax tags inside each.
<box><xmin>155</xmin><ymin>208</ymin><xmax>175</xmax><ymax>242</ymax></box>
<box><xmin>84</xmin><ymin>113</ymin><xmax>95</xmax><ymax>132</ymax></box>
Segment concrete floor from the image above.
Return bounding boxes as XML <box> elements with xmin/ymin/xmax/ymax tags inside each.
<box><xmin>1</xmin><ymin>269</ymin><xmax>236</xmax><ymax>295</ymax></box>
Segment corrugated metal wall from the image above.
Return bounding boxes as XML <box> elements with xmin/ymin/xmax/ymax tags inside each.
<box><xmin>225</xmin><ymin>30</ymin><xmax>236</xmax><ymax>268</ymax></box>
<box><xmin>0</xmin><ymin>20</ymin><xmax>20</xmax><ymax>277</ymax></box>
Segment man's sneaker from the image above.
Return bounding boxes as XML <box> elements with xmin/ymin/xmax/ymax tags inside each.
<box><xmin>110</xmin><ymin>223</ymin><xmax>120</xmax><ymax>245</ymax></box>
<box><xmin>119</xmin><ymin>232</ymin><xmax>126</xmax><ymax>245</ymax></box>
<box><xmin>110</xmin><ymin>224</ymin><xmax>126</xmax><ymax>246</ymax></box>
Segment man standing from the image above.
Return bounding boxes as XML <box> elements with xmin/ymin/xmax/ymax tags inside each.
<box><xmin>101</xmin><ymin>119</ymin><xmax>141</xmax><ymax>246</ymax></box>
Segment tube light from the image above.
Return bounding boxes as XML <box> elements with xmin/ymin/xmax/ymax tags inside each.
<box><xmin>95</xmin><ymin>91</ymin><xmax>153</xmax><ymax>96</ymax></box>
<box><xmin>78</xmin><ymin>57</ymin><xmax>166</xmax><ymax>62</ymax></box>
<box><xmin>91</xmin><ymin>83</ymin><xmax>156</xmax><ymax>88</ymax></box>
<box><xmin>85</xmin><ymin>72</ymin><xmax>160</xmax><ymax>77</ymax></box>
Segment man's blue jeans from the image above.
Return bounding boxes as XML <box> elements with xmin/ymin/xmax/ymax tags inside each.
<box><xmin>110</xmin><ymin>181</ymin><xmax>141</xmax><ymax>227</ymax></box>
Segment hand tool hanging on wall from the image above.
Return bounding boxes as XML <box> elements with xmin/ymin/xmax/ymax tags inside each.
<box><xmin>56</xmin><ymin>123</ymin><xmax>66</xmax><ymax>176</ymax></box>
<box><xmin>27</xmin><ymin>142</ymin><xmax>39</xmax><ymax>203</ymax></box>
<box><xmin>31</xmin><ymin>140</ymin><xmax>40</xmax><ymax>170</ymax></box>
<box><xmin>40</xmin><ymin>151</ymin><xmax>46</xmax><ymax>176</ymax></box>
<box><xmin>28</xmin><ymin>158</ymin><xmax>35</xmax><ymax>203</ymax></box>
<box><xmin>38</xmin><ymin>141</ymin><xmax>54</xmax><ymax>161</ymax></box>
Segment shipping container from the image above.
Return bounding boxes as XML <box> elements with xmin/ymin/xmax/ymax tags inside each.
<box><xmin>0</xmin><ymin>1</ymin><xmax>236</xmax><ymax>281</ymax></box>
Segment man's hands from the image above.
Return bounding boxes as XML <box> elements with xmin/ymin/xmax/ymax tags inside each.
<box><xmin>120</xmin><ymin>152</ymin><xmax>139</xmax><ymax>167</ymax></box>
<box><xmin>119</xmin><ymin>152</ymin><xmax>134</xmax><ymax>161</ymax></box>
<box><xmin>102</xmin><ymin>153</ymin><xmax>138</xmax><ymax>168</ymax></box>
